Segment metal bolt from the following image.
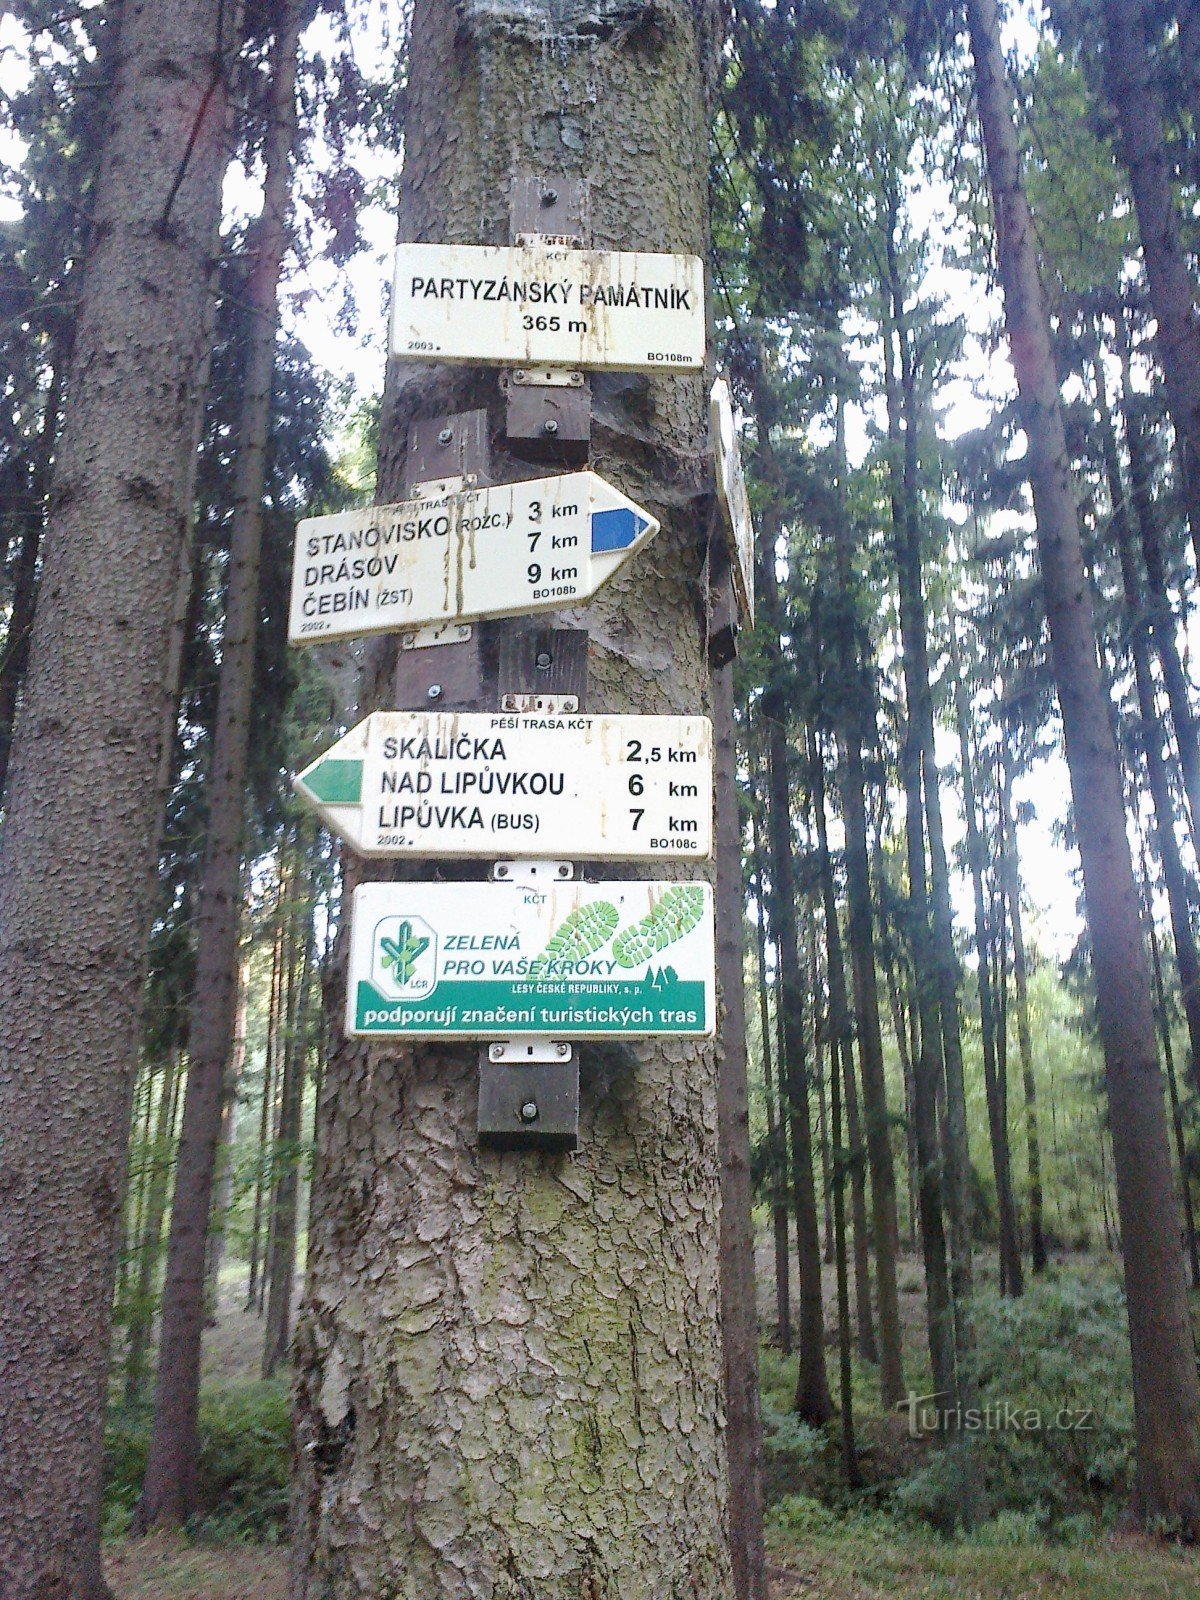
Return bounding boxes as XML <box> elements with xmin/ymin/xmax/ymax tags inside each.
<box><xmin>535</xmin><ymin>650</ymin><xmax>552</xmax><ymax>670</ymax></box>
<box><xmin>556</xmin><ymin>1041</ymin><xmax>570</xmax><ymax>1056</ymax></box>
<box><xmin>438</xmin><ymin>427</ymin><xmax>453</xmax><ymax>445</ymax></box>
<box><xmin>489</xmin><ymin>1044</ymin><xmax>504</xmax><ymax>1061</ymax></box>
<box><xmin>542</xmin><ymin>419</ymin><xmax>559</xmax><ymax>436</ymax></box>
<box><xmin>556</xmin><ymin>865</ymin><xmax>570</xmax><ymax>880</ymax></box>
<box><xmin>541</xmin><ymin>188</ymin><xmax>558</xmax><ymax>206</ymax></box>
<box><xmin>495</xmin><ymin>863</ymin><xmax>509</xmax><ymax>878</ymax></box>
<box><xmin>519</xmin><ymin>1100</ymin><xmax>540</xmax><ymax>1123</ymax></box>
<box><xmin>514</xmin><ymin>368</ymin><xmax>527</xmax><ymax>382</ymax></box>
<box><xmin>427</xmin><ymin>683</ymin><xmax>442</xmax><ymax>700</ymax></box>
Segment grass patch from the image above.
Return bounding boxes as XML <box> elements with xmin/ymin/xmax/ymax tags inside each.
<box><xmin>104</xmin><ymin>1533</ymin><xmax>287</xmax><ymax>1600</ymax></box>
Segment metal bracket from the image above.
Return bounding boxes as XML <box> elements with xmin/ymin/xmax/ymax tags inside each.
<box><xmin>491</xmin><ymin>860</ymin><xmax>574</xmax><ymax>886</ymax></box>
<box><xmin>404</xmin><ymin>409</ymin><xmax>490</xmax><ymax>497</ymax></box>
<box><xmin>505</xmin><ymin>174</ymin><xmax>592</xmax><ymax>463</ymax></box>
<box><xmin>478</xmin><ymin>1046</ymin><xmax>580</xmax><ymax>1152</ymax></box>
<box><xmin>499</xmin><ymin>692</ymin><xmax>579</xmax><ymax>714</ymax></box>
<box><xmin>400</xmin><ymin>622</ymin><xmax>473</xmax><ymax>652</ymax></box>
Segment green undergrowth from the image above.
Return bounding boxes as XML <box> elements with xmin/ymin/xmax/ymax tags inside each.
<box><xmin>104</xmin><ymin>1378</ymin><xmax>291</xmax><ymax>1542</ymax></box>
<box><xmin>761</xmin><ymin>1259</ymin><xmax>1143</xmax><ymax>1545</ymax></box>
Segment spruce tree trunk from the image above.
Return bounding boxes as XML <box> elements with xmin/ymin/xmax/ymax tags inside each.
<box><xmin>248</xmin><ymin>910</ymin><xmax>285</xmax><ymax>1309</ymax></box>
<box><xmin>0</xmin><ymin>2</ymin><xmax>235</xmax><ymax>1591</ymax></box>
<box><xmin>951</xmin><ymin>627</ymin><xmax>1022</xmax><ymax>1295</ymax></box>
<box><xmin>966</xmin><ymin>0</ymin><xmax>1200</xmax><ymax>1530</ymax></box>
<box><xmin>998</xmin><ymin>751</ymin><xmax>1047</xmax><ymax>1274</ymax></box>
<box><xmin>1100</xmin><ymin>0</ymin><xmax>1200</xmax><ymax>570</ymax></box>
<box><xmin>828</xmin><ymin>381</ymin><xmax>904</xmax><ymax>1401</ymax></box>
<box><xmin>750</xmin><ymin>763</ymin><xmax>792</xmax><ymax>1352</ymax></box>
<box><xmin>810</xmin><ymin>732</ymin><xmax>877</xmax><ymax>1363</ymax></box>
<box><xmin>124</xmin><ymin>1047</ymin><xmax>183</xmax><ymax>1408</ymax></box>
<box><xmin>714</xmin><ymin>662</ymin><xmax>768</xmax><ymax>1600</ymax></box>
<box><xmin>138</xmin><ymin>4</ymin><xmax>303</xmax><ymax>1526</ymax></box>
<box><xmin>263</xmin><ymin>868</ymin><xmax>316</xmax><ymax>1379</ymax></box>
<box><xmin>289</xmin><ymin>3</ymin><xmax>736</xmax><ymax>1592</ymax></box>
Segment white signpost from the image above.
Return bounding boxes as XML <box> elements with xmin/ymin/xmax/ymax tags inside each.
<box><xmin>288</xmin><ymin>470</ymin><xmax>659</xmax><ymax>646</ymax></box>
<box><xmin>390</xmin><ymin>241</ymin><xmax>706</xmax><ymax>371</ymax></box>
<box><xmin>347</xmin><ymin>878</ymin><xmax>716</xmax><ymax>1040</ymax></box>
<box><xmin>710</xmin><ymin>378</ymin><xmax>755</xmax><ymax>626</ymax></box>
<box><xmin>294</xmin><ymin>710</ymin><xmax>714</xmax><ymax>860</ymax></box>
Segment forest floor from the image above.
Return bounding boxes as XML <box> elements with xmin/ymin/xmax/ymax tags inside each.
<box><xmin>102</xmin><ymin>1243</ymin><xmax>1200</xmax><ymax>1598</ymax></box>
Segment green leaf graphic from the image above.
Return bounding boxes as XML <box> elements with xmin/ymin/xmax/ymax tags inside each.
<box><xmin>380</xmin><ymin>921</ymin><xmax>430</xmax><ymax>984</ymax></box>
<box><xmin>613</xmin><ymin>884</ymin><xmax>705</xmax><ymax>968</ymax></box>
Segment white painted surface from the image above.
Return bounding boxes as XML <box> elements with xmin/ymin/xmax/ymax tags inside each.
<box><xmin>294</xmin><ymin>711</ymin><xmax>714</xmax><ymax>860</ymax></box>
<box><xmin>390</xmin><ymin>241</ymin><xmax>706</xmax><ymax>370</ymax></box>
<box><xmin>288</xmin><ymin>470</ymin><xmax>658</xmax><ymax>644</ymax></box>
<box><xmin>711</xmin><ymin>378</ymin><xmax>755</xmax><ymax>625</ymax></box>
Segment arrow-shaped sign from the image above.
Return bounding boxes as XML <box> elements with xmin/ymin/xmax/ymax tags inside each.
<box><xmin>293</xmin><ymin>710</ymin><xmax>714</xmax><ymax>860</ymax></box>
<box><xmin>288</xmin><ymin>470</ymin><xmax>659</xmax><ymax>646</ymax></box>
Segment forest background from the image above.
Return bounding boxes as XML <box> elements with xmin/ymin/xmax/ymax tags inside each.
<box><xmin>4</xmin><ymin>0</ymin><xmax>1200</xmax><ymax>1595</ymax></box>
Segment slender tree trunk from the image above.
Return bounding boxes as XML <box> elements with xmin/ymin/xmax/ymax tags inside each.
<box><xmin>206</xmin><ymin>961</ymin><xmax>249</xmax><ymax>1306</ymax></box>
<box><xmin>967</xmin><ymin>0</ymin><xmax>1200</xmax><ymax>1529</ymax></box>
<box><xmin>290</xmin><ymin>2</ymin><xmax>737</xmax><ymax>1590</ymax></box>
<box><xmin>1096</xmin><ymin>349</ymin><xmax>1200</xmax><ymax>1099</ymax></box>
<box><xmin>753</xmin><ymin>375</ymin><xmax>835</xmax><ymax>1427</ymax></box>
<box><xmin>998</xmin><ymin>747</ymin><xmax>1047</xmax><ymax>1273</ymax></box>
<box><xmin>1141</xmin><ymin>846</ymin><xmax>1200</xmax><ymax>1292</ymax></box>
<box><xmin>124</xmin><ymin>1048</ymin><xmax>183</xmax><ymax>1408</ymax></box>
<box><xmin>750</xmin><ymin>765</ymin><xmax>792</xmax><ymax>1352</ymax></box>
<box><xmin>0</xmin><ymin>2</ymin><xmax>235</xmax><ymax>1589</ymax></box>
<box><xmin>138</xmin><ymin>4</ymin><xmax>303</xmax><ymax>1528</ymax></box>
<box><xmin>1178</xmin><ymin>0</ymin><xmax>1200</xmax><ymax>170</ymax></box>
<box><xmin>1100</xmin><ymin>0</ymin><xmax>1200</xmax><ymax>571</ymax></box>
<box><xmin>811</xmin><ymin>731</ymin><xmax>877</xmax><ymax>1364</ymax></box>
<box><xmin>829</xmin><ymin>996</ymin><xmax>861</xmax><ymax>1490</ymax></box>
<box><xmin>713</xmin><ymin>661</ymin><xmax>768</xmax><ymax>1600</ymax></box>
<box><xmin>951</xmin><ymin>626</ymin><xmax>1022</xmax><ymax>1295</ymax></box>
<box><xmin>248</xmin><ymin>909</ymin><xmax>285</xmax><ymax>1310</ymax></box>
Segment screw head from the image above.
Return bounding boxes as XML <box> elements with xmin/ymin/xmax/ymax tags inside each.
<box><xmin>542</xmin><ymin>419</ymin><xmax>559</xmax><ymax>436</ymax></box>
<box><xmin>556</xmin><ymin>1041</ymin><xmax>570</xmax><ymax>1056</ymax></box>
<box><xmin>427</xmin><ymin>683</ymin><xmax>442</xmax><ymax>700</ymax></box>
<box><xmin>535</xmin><ymin>650</ymin><xmax>552</xmax><ymax>670</ymax></box>
<box><xmin>514</xmin><ymin>368</ymin><xmax>527</xmax><ymax>382</ymax></box>
<box><xmin>489</xmin><ymin>1044</ymin><xmax>504</xmax><ymax>1061</ymax></box>
<box><xmin>519</xmin><ymin>1100</ymin><xmax>540</xmax><ymax>1123</ymax></box>
<box><xmin>541</xmin><ymin>188</ymin><xmax>558</xmax><ymax>206</ymax></box>
<box><xmin>438</xmin><ymin>427</ymin><xmax>453</xmax><ymax>445</ymax></box>
<box><xmin>495</xmin><ymin>863</ymin><xmax>509</xmax><ymax>878</ymax></box>
<box><xmin>556</xmin><ymin>864</ymin><xmax>570</xmax><ymax>879</ymax></box>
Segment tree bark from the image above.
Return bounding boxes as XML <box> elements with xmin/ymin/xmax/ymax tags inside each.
<box><xmin>1100</xmin><ymin>0</ymin><xmax>1200</xmax><ymax>571</ymax></box>
<box><xmin>137</xmin><ymin>3</ymin><xmax>303</xmax><ymax>1527</ymax></box>
<box><xmin>950</xmin><ymin>625</ymin><xmax>1022</xmax><ymax>1295</ymax></box>
<box><xmin>967</xmin><ymin>0</ymin><xmax>1200</xmax><ymax>1530</ymax></box>
<box><xmin>123</xmin><ymin>1048</ymin><xmax>184</xmax><ymax>1408</ymax></box>
<box><xmin>810</xmin><ymin>730</ymin><xmax>877</xmax><ymax>1364</ymax></box>
<box><xmin>0</xmin><ymin>2</ymin><xmax>235</xmax><ymax>1591</ymax></box>
<box><xmin>714</xmin><ymin>660</ymin><xmax>768</xmax><ymax>1600</ymax></box>
<box><xmin>998</xmin><ymin>749</ymin><xmax>1047</xmax><ymax>1274</ymax></box>
<box><xmin>248</xmin><ymin>903</ymin><xmax>285</xmax><ymax>1310</ymax></box>
<box><xmin>289</xmin><ymin>2</ymin><xmax>736</xmax><ymax>1593</ymax></box>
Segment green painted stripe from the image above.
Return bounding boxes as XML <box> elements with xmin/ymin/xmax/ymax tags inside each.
<box><xmin>304</xmin><ymin>758</ymin><xmax>363</xmax><ymax>804</ymax></box>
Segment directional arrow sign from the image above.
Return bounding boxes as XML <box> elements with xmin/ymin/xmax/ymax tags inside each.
<box><xmin>347</xmin><ymin>879</ymin><xmax>716</xmax><ymax>1039</ymax></box>
<box><xmin>288</xmin><ymin>471</ymin><xmax>659</xmax><ymax>646</ymax></box>
<box><xmin>390</xmin><ymin>240</ymin><xmax>706</xmax><ymax>371</ymax></box>
<box><xmin>293</xmin><ymin>710</ymin><xmax>714</xmax><ymax>860</ymax></box>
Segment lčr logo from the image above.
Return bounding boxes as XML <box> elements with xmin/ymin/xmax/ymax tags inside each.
<box><xmin>371</xmin><ymin>915</ymin><xmax>438</xmax><ymax>998</ymax></box>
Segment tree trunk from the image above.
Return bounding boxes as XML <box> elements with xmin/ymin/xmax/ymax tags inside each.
<box><xmin>1141</xmin><ymin>844</ymin><xmax>1200</xmax><ymax>1292</ymax></box>
<box><xmin>810</xmin><ymin>730</ymin><xmax>877</xmax><ymax>1364</ymax></box>
<box><xmin>206</xmin><ymin>962</ymin><xmax>249</xmax><ymax>1307</ymax></box>
<box><xmin>966</xmin><ymin>0</ymin><xmax>1200</xmax><ymax>1530</ymax></box>
<box><xmin>753</xmin><ymin>373</ymin><xmax>835</xmax><ymax>1428</ymax></box>
<box><xmin>998</xmin><ymin>746</ymin><xmax>1047</xmax><ymax>1273</ymax></box>
<box><xmin>829</xmin><ymin>985</ymin><xmax>861</xmax><ymax>1490</ymax></box>
<box><xmin>248</xmin><ymin>906</ymin><xmax>285</xmax><ymax>1310</ymax></box>
<box><xmin>1100</xmin><ymin>0</ymin><xmax>1200</xmax><ymax>571</ymax></box>
<box><xmin>124</xmin><ymin>1048</ymin><xmax>184</xmax><ymax>1408</ymax></box>
<box><xmin>1095</xmin><ymin>347</ymin><xmax>1200</xmax><ymax>1101</ymax></box>
<box><xmin>951</xmin><ymin>625</ymin><xmax>1022</xmax><ymax>1295</ymax></box>
<box><xmin>289</xmin><ymin>2</ymin><xmax>736</xmax><ymax>1592</ymax></box>
<box><xmin>137</xmin><ymin>4</ymin><xmax>303</xmax><ymax>1527</ymax></box>
<box><xmin>0</xmin><ymin>2</ymin><xmax>234</xmax><ymax>1591</ymax></box>
<box><xmin>750</xmin><ymin>753</ymin><xmax>792</xmax><ymax>1353</ymax></box>
<box><xmin>263</xmin><ymin>857</ymin><xmax>316</xmax><ymax>1379</ymax></box>
<box><xmin>713</xmin><ymin>661</ymin><xmax>768</xmax><ymax>1600</ymax></box>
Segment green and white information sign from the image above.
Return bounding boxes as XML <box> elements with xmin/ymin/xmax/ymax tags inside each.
<box><xmin>347</xmin><ymin>879</ymin><xmax>715</xmax><ymax>1040</ymax></box>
